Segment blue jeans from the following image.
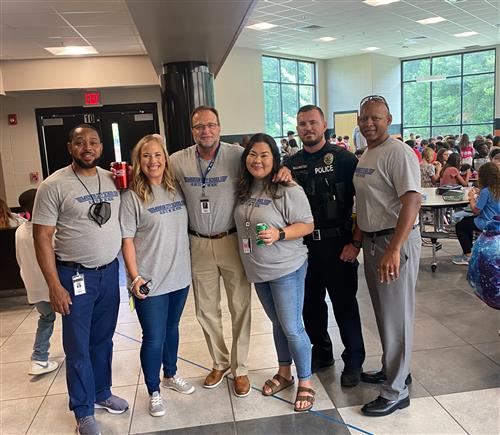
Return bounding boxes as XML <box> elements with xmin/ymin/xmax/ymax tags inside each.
<box><xmin>254</xmin><ymin>261</ymin><xmax>312</xmax><ymax>380</ymax></box>
<box><xmin>135</xmin><ymin>287</ymin><xmax>189</xmax><ymax>395</ymax></box>
<box><xmin>32</xmin><ymin>301</ymin><xmax>56</xmax><ymax>362</ymax></box>
<box><xmin>58</xmin><ymin>259</ymin><xmax>120</xmax><ymax>418</ymax></box>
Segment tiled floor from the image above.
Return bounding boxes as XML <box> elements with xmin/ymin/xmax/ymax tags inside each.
<box><xmin>1</xmin><ymin>239</ymin><xmax>499</xmax><ymax>435</ymax></box>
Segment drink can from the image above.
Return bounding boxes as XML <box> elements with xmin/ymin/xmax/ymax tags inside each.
<box><xmin>112</xmin><ymin>162</ymin><xmax>128</xmax><ymax>190</ymax></box>
<box><xmin>256</xmin><ymin>222</ymin><xmax>269</xmax><ymax>246</ymax></box>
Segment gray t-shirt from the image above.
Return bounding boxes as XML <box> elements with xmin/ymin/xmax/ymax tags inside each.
<box><xmin>32</xmin><ymin>166</ymin><xmax>121</xmax><ymax>268</ymax></box>
<box><xmin>234</xmin><ymin>182</ymin><xmax>313</xmax><ymax>283</ymax></box>
<box><xmin>170</xmin><ymin>142</ymin><xmax>243</xmax><ymax>235</ymax></box>
<box><xmin>353</xmin><ymin>137</ymin><xmax>421</xmax><ymax>232</ymax></box>
<box><xmin>120</xmin><ymin>185</ymin><xmax>191</xmax><ymax>296</ymax></box>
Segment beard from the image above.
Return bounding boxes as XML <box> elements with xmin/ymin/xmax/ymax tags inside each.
<box><xmin>301</xmin><ymin>137</ymin><xmax>323</xmax><ymax>148</ymax></box>
<box><xmin>73</xmin><ymin>156</ymin><xmax>100</xmax><ymax>169</ymax></box>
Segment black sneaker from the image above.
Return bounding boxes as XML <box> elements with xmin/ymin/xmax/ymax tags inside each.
<box><xmin>340</xmin><ymin>370</ymin><xmax>361</xmax><ymax>387</ymax></box>
<box><xmin>361</xmin><ymin>371</ymin><xmax>412</xmax><ymax>385</ymax></box>
<box><xmin>311</xmin><ymin>358</ymin><xmax>334</xmax><ymax>374</ymax></box>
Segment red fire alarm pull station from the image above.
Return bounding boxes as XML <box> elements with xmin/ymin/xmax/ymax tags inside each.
<box><xmin>8</xmin><ymin>114</ymin><xmax>17</xmax><ymax>125</ymax></box>
<box><xmin>84</xmin><ymin>90</ymin><xmax>102</xmax><ymax>107</ymax></box>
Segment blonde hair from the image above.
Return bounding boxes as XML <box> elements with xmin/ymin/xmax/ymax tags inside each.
<box><xmin>422</xmin><ymin>147</ymin><xmax>434</xmax><ymax>163</ymax></box>
<box><xmin>0</xmin><ymin>198</ymin><xmax>14</xmax><ymax>228</ymax></box>
<box><xmin>130</xmin><ymin>135</ymin><xmax>176</xmax><ymax>204</ymax></box>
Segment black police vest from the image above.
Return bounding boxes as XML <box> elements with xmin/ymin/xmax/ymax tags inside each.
<box><xmin>289</xmin><ymin>145</ymin><xmax>352</xmax><ymax>229</ymax></box>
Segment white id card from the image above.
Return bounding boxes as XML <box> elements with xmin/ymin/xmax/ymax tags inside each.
<box><xmin>200</xmin><ymin>198</ymin><xmax>211</xmax><ymax>214</ymax></box>
<box><xmin>72</xmin><ymin>273</ymin><xmax>86</xmax><ymax>296</ymax></box>
<box><xmin>242</xmin><ymin>237</ymin><xmax>252</xmax><ymax>254</ymax></box>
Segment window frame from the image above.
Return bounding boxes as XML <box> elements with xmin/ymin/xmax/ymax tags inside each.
<box><xmin>262</xmin><ymin>55</ymin><xmax>317</xmax><ymax>140</ymax></box>
<box><xmin>401</xmin><ymin>48</ymin><xmax>496</xmax><ymax>137</ymax></box>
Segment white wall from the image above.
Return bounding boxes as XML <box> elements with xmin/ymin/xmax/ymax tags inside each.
<box><xmin>326</xmin><ymin>53</ymin><xmax>401</xmax><ymax>126</ymax></box>
<box><xmin>0</xmin><ymin>86</ymin><xmax>162</xmax><ymax>205</ymax></box>
<box><xmin>495</xmin><ymin>45</ymin><xmax>500</xmax><ymax>121</ymax></box>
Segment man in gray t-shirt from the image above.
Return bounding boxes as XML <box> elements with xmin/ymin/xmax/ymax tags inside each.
<box><xmin>353</xmin><ymin>96</ymin><xmax>421</xmax><ymax>417</ymax></box>
<box><xmin>33</xmin><ymin>125</ymin><xmax>128</xmax><ymax>434</ymax></box>
<box><xmin>169</xmin><ymin>106</ymin><xmax>253</xmax><ymax>398</ymax></box>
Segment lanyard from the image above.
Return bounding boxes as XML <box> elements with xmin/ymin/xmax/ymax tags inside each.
<box><xmin>196</xmin><ymin>144</ymin><xmax>220</xmax><ymax>196</ymax></box>
<box><xmin>72</xmin><ymin>165</ymin><xmax>101</xmax><ymax>204</ymax></box>
<box><xmin>244</xmin><ymin>189</ymin><xmax>265</xmax><ymax>237</ymax></box>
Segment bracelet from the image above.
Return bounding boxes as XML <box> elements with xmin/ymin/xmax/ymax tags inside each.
<box><xmin>129</xmin><ymin>275</ymin><xmax>142</xmax><ymax>291</ymax></box>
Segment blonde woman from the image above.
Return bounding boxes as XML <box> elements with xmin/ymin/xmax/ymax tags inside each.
<box><xmin>119</xmin><ymin>135</ymin><xmax>193</xmax><ymax>417</ymax></box>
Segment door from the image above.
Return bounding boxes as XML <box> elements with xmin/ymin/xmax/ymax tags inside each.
<box><xmin>36</xmin><ymin>103</ymin><xmax>159</xmax><ymax>177</ymax></box>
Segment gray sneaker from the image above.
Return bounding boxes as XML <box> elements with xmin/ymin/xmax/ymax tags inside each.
<box><xmin>162</xmin><ymin>375</ymin><xmax>195</xmax><ymax>394</ymax></box>
<box><xmin>149</xmin><ymin>391</ymin><xmax>165</xmax><ymax>417</ymax></box>
<box><xmin>76</xmin><ymin>415</ymin><xmax>101</xmax><ymax>435</ymax></box>
<box><xmin>94</xmin><ymin>394</ymin><xmax>129</xmax><ymax>414</ymax></box>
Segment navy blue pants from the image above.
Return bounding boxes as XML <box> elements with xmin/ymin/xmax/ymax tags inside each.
<box><xmin>135</xmin><ymin>287</ymin><xmax>189</xmax><ymax>395</ymax></box>
<box><xmin>304</xmin><ymin>238</ymin><xmax>365</xmax><ymax>371</ymax></box>
<box><xmin>58</xmin><ymin>259</ymin><xmax>120</xmax><ymax>418</ymax></box>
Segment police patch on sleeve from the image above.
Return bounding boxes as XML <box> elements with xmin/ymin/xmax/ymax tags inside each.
<box><xmin>324</xmin><ymin>153</ymin><xmax>334</xmax><ymax>165</ymax></box>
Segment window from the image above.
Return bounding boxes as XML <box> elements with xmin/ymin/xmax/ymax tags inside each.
<box><xmin>401</xmin><ymin>49</ymin><xmax>495</xmax><ymax>139</ymax></box>
<box><xmin>262</xmin><ymin>56</ymin><xmax>316</xmax><ymax>139</ymax></box>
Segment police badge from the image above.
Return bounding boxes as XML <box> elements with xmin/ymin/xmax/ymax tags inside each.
<box><xmin>324</xmin><ymin>153</ymin><xmax>334</xmax><ymax>165</ymax></box>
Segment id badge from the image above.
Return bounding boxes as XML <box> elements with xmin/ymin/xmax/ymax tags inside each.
<box><xmin>72</xmin><ymin>273</ymin><xmax>86</xmax><ymax>296</ymax></box>
<box><xmin>312</xmin><ymin>229</ymin><xmax>321</xmax><ymax>241</ymax></box>
<box><xmin>242</xmin><ymin>237</ymin><xmax>252</xmax><ymax>254</ymax></box>
<box><xmin>200</xmin><ymin>198</ymin><xmax>211</xmax><ymax>214</ymax></box>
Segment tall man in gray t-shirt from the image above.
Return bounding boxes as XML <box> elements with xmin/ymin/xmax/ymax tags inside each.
<box><xmin>353</xmin><ymin>96</ymin><xmax>421</xmax><ymax>417</ymax></box>
<box><xmin>170</xmin><ymin>107</ymin><xmax>253</xmax><ymax>398</ymax></box>
<box><xmin>33</xmin><ymin>125</ymin><xmax>128</xmax><ymax>435</ymax></box>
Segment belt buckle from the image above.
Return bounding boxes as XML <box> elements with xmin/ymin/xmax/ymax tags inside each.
<box><xmin>312</xmin><ymin>229</ymin><xmax>321</xmax><ymax>241</ymax></box>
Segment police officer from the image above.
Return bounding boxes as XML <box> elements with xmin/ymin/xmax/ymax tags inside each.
<box><xmin>284</xmin><ymin>105</ymin><xmax>365</xmax><ymax>387</ymax></box>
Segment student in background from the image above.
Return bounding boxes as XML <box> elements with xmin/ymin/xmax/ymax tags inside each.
<box><xmin>439</xmin><ymin>153</ymin><xmax>470</xmax><ymax>186</ymax></box>
<box><xmin>0</xmin><ymin>197</ymin><xmax>25</xmax><ymax>228</ymax></box>
<box><xmin>15</xmin><ymin>189</ymin><xmax>59</xmax><ymax>376</ymax></box>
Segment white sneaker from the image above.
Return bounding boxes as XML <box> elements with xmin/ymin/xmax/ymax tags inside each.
<box><xmin>28</xmin><ymin>360</ymin><xmax>59</xmax><ymax>376</ymax></box>
<box><xmin>162</xmin><ymin>375</ymin><xmax>195</xmax><ymax>395</ymax></box>
<box><xmin>452</xmin><ymin>254</ymin><xmax>470</xmax><ymax>265</ymax></box>
<box><xmin>149</xmin><ymin>391</ymin><xmax>165</xmax><ymax>417</ymax></box>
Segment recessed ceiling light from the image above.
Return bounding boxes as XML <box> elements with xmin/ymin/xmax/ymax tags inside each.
<box><xmin>315</xmin><ymin>37</ymin><xmax>336</xmax><ymax>42</ymax></box>
<box><xmin>417</xmin><ymin>16</ymin><xmax>447</xmax><ymax>25</ymax></box>
<box><xmin>245</xmin><ymin>22</ymin><xmax>278</xmax><ymax>31</ymax></box>
<box><xmin>363</xmin><ymin>0</ymin><xmax>400</xmax><ymax>6</ymax></box>
<box><xmin>44</xmin><ymin>46</ymin><xmax>98</xmax><ymax>56</ymax></box>
<box><xmin>363</xmin><ymin>46</ymin><xmax>380</xmax><ymax>51</ymax></box>
<box><xmin>454</xmin><ymin>31</ymin><xmax>478</xmax><ymax>37</ymax></box>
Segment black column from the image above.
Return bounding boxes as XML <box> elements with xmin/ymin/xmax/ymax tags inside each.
<box><xmin>161</xmin><ymin>61</ymin><xmax>214</xmax><ymax>154</ymax></box>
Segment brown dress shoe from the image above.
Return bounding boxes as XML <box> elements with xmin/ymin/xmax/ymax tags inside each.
<box><xmin>203</xmin><ymin>368</ymin><xmax>229</xmax><ymax>389</ymax></box>
<box><xmin>233</xmin><ymin>375</ymin><xmax>251</xmax><ymax>397</ymax></box>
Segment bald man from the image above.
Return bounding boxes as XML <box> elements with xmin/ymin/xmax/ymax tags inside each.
<box><xmin>353</xmin><ymin>96</ymin><xmax>421</xmax><ymax>417</ymax></box>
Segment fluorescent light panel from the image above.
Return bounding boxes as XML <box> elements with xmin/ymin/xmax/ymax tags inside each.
<box><xmin>454</xmin><ymin>31</ymin><xmax>478</xmax><ymax>37</ymax></box>
<box><xmin>417</xmin><ymin>16</ymin><xmax>447</xmax><ymax>25</ymax></box>
<box><xmin>363</xmin><ymin>46</ymin><xmax>380</xmax><ymax>51</ymax></box>
<box><xmin>363</xmin><ymin>0</ymin><xmax>400</xmax><ymax>6</ymax></box>
<box><xmin>44</xmin><ymin>46</ymin><xmax>98</xmax><ymax>55</ymax></box>
<box><xmin>246</xmin><ymin>22</ymin><xmax>277</xmax><ymax>31</ymax></box>
<box><xmin>315</xmin><ymin>37</ymin><xmax>336</xmax><ymax>42</ymax></box>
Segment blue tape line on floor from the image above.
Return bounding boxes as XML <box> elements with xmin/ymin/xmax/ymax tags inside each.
<box><xmin>114</xmin><ymin>331</ymin><xmax>374</xmax><ymax>435</ymax></box>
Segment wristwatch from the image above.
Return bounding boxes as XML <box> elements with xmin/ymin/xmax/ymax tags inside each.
<box><xmin>351</xmin><ymin>239</ymin><xmax>362</xmax><ymax>249</ymax></box>
<box><xmin>278</xmin><ymin>228</ymin><xmax>286</xmax><ymax>241</ymax></box>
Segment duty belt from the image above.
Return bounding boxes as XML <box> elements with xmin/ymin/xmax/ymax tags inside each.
<box><xmin>304</xmin><ymin>226</ymin><xmax>346</xmax><ymax>242</ymax></box>
<box><xmin>362</xmin><ymin>225</ymin><xmax>417</xmax><ymax>238</ymax></box>
<box><xmin>188</xmin><ymin>228</ymin><xmax>236</xmax><ymax>239</ymax></box>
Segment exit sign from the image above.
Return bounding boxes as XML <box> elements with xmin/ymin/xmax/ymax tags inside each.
<box><xmin>84</xmin><ymin>90</ymin><xmax>102</xmax><ymax>107</ymax></box>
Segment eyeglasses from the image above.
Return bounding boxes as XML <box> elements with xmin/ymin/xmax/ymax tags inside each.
<box><xmin>88</xmin><ymin>201</ymin><xmax>111</xmax><ymax>227</ymax></box>
<box><xmin>192</xmin><ymin>123</ymin><xmax>219</xmax><ymax>132</ymax></box>
<box><xmin>359</xmin><ymin>95</ymin><xmax>390</xmax><ymax>111</ymax></box>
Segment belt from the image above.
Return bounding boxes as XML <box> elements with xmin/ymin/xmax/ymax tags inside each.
<box><xmin>56</xmin><ymin>259</ymin><xmax>112</xmax><ymax>270</ymax></box>
<box><xmin>304</xmin><ymin>226</ymin><xmax>347</xmax><ymax>242</ymax></box>
<box><xmin>362</xmin><ymin>225</ymin><xmax>417</xmax><ymax>238</ymax></box>
<box><xmin>188</xmin><ymin>228</ymin><xmax>236</xmax><ymax>239</ymax></box>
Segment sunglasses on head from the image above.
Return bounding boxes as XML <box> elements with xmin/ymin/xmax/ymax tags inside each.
<box><xmin>359</xmin><ymin>95</ymin><xmax>390</xmax><ymax>112</ymax></box>
<box><xmin>88</xmin><ymin>201</ymin><xmax>111</xmax><ymax>227</ymax></box>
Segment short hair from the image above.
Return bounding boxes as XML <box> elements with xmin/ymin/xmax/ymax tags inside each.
<box><xmin>191</xmin><ymin>106</ymin><xmax>220</xmax><ymax>125</ymax></box>
<box><xmin>287</xmin><ymin>131</ymin><xmax>295</xmax><ymax>136</ymax></box>
<box><xmin>18</xmin><ymin>189</ymin><xmax>37</xmax><ymax>215</ymax></box>
<box><xmin>297</xmin><ymin>105</ymin><xmax>325</xmax><ymax>119</ymax></box>
<box><xmin>489</xmin><ymin>148</ymin><xmax>500</xmax><ymax>160</ymax></box>
<box><xmin>343</xmin><ymin>136</ymin><xmax>349</xmax><ymax>140</ymax></box>
<box><xmin>68</xmin><ymin>124</ymin><xmax>100</xmax><ymax>142</ymax></box>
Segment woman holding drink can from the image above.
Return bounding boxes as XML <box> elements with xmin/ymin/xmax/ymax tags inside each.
<box><xmin>234</xmin><ymin>133</ymin><xmax>316</xmax><ymax>412</ymax></box>
<box><xmin>119</xmin><ymin>134</ymin><xmax>193</xmax><ymax>417</ymax></box>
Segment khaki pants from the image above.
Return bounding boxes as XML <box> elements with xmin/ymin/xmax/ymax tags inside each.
<box><xmin>189</xmin><ymin>232</ymin><xmax>251</xmax><ymax>376</ymax></box>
